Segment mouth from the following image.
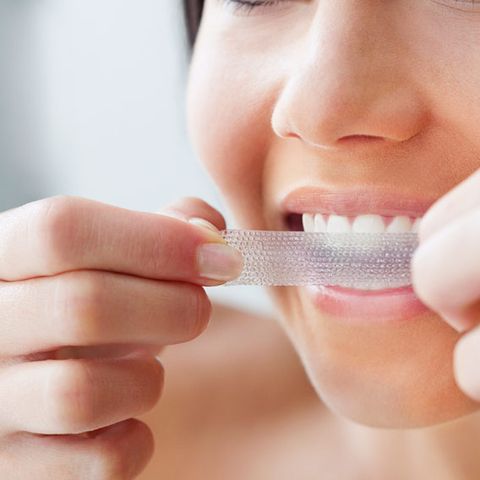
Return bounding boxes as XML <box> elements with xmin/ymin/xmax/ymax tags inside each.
<box><xmin>281</xmin><ymin>185</ymin><xmax>433</xmax><ymax>234</ymax></box>
<box><xmin>285</xmin><ymin>211</ymin><xmax>421</xmax><ymax>234</ymax></box>
<box><xmin>279</xmin><ymin>185</ymin><xmax>435</xmax><ymax>321</ymax></box>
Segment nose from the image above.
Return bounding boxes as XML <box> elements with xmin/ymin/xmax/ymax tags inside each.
<box><xmin>271</xmin><ymin>2</ymin><xmax>427</xmax><ymax>150</ymax></box>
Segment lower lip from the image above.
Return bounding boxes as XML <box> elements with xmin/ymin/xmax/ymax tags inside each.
<box><xmin>304</xmin><ymin>284</ymin><xmax>429</xmax><ymax>323</ymax></box>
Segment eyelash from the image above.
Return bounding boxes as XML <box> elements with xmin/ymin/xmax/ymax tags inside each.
<box><xmin>221</xmin><ymin>0</ymin><xmax>480</xmax><ymax>17</ymax></box>
<box><xmin>221</xmin><ymin>0</ymin><xmax>286</xmax><ymax>15</ymax></box>
<box><xmin>438</xmin><ymin>0</ymin><xmax>480</xmax><ymax>11</ymax></box>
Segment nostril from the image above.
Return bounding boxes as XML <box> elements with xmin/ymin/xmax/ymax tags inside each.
<box><xmin>337</xmin><ymin>134</ymin><xmax>386</xmax><ymax>146</ymax></box>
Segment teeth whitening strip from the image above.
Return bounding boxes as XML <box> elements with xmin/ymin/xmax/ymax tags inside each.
<box><xmin>220</xmin><ymin>229</ymin><xmax>418</xmax><ymax>289</ymax></box>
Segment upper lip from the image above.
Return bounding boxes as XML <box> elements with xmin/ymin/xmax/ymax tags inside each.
<box><xmin>279</xmin><ymin>185</ymin><xmax>437</xmax><ymax>218</ymax></box>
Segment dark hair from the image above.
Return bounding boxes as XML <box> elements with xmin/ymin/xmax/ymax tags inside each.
<box><xmin>183</xmin><ymin>0</ymin><xmax>205</xmax><ymax>49</ymax></box>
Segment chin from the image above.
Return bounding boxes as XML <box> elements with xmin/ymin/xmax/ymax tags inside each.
<box><xmin>302</xmin><ymin>352</ymin><xmax>479</xmax><ymax>429</ymax></box>
<box><xmin>268</xmin><ymin>286</ymin><xmax>480</xmax><ymax>429</ymax></box>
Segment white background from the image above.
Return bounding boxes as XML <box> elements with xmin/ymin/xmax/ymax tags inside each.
<box><xmin>0</xmin><ymin>0</ymin><xmax>274</xmax><ymax>315</ymax></box>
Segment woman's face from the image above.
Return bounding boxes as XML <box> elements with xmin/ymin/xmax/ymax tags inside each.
<box><xmin>186</xmin><ymin>0</ymin><xmax>480</xmax><ymax>427</ymax></box>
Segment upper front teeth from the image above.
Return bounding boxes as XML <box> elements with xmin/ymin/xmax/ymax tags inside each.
<box><xmin>302</xmin><ymin>213</ymin><xmax>421</xmax><ymax>233</ymax></box>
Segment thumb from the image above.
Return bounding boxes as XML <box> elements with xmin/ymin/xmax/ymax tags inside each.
<box><xmin>157</xmin><ymin>197</ymin><xmax>227</xmax><ymax>233</ymax></box>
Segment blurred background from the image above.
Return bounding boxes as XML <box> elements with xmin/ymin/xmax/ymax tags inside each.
<box><xmin>0</xmin><ymin>0</ymin><xmax>273</xmax><ymax>315</ymax></box>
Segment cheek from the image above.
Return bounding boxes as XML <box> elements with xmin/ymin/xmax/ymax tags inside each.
<box><xmin>186</xmin><ymin>43</ymin><xmax>278</xmax><ymax>227</ymax></box>
<box><xmin>405</xmin><ymin>13</ymin><xmax>480</xmax><ymax>174</ymax></box>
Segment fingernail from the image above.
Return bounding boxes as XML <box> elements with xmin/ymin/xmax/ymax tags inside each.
<box><xmin>197</xmin><ymin>243</ymin><xmax>243</xmax><ymax>281</ymax></box>
<box><xmin>188</xmin><ymin>217</ymin><xmax>220</xmax><ymax>234</ymax></box>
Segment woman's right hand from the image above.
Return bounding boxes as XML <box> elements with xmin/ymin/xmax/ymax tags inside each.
<box><xmin>0</xmin><ymin>195</ymin><xmax>243</xmax><ymax>479</ymax></box>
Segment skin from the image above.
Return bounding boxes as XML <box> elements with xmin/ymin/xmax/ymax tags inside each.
<box><xmin>186</xmin><ymin>0</ymin><xmax>480</xmax><ymax>427</ymax></box>
<box><xmin>174</xmin><ymin>0</ymin><xmax>480</xmax><ymax>476</ymax></box>
<box><xmin>0</xmin><ymin>195</ymin><xmax>243</xmax><ymax>479</ymax></box>
<box><xmin>4</xmin><ymin>1</ymin><xmax>480</xmax><ymax>478</ymax></box>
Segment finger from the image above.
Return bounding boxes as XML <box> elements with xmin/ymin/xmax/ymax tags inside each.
<box><xmin>454</xmin><ymin>325</ymin><xmax>480</xmax><ymax>402</ymax></box>
<box><xmin>0</xmin><ymin>196</ymin><xmax>242</xmax><ymax>285</ymax></box>
<box><xmin>160</xmin><ymin>196</ymin><xmax>227</xmax><ymax>231</ymax></box>
<box><xmin>1</xmin><ymin>419</ymin><xmax>153</xmax><ymax>480</ymax></box>
<box><xmin>411</xmin><ymin>207</ymin><xmax>480</xmax><ymax>332</ymax></box>
<box><xmin>0</xmin><ymin>270</ymin><xmax>211</xmax><ymax>356</ymax></box>
<box><xmin>0</xmin><ymin>355</ymin><xmax>163</xmax><ymax>435</ymax></box>
<box><xmin>419</xmin><ymin>168</ymin><xmax>480</xmax><ymax>243</ymax></box>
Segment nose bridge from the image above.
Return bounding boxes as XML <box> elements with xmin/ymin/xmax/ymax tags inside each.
<box><xmin>271</xmin><ymin>2</ymin><xmax>425</xmax><ymax>148</ymax></box>
<box><xmin>311</xmin><ymin>3</ymin><xmax>393</xmax><ymax>98</ymax></box>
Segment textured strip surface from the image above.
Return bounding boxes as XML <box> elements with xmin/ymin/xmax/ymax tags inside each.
<box><xmin>220</xmin><ymin>230</ymin><xmax>418</xmax><ymax>288</ymax></box>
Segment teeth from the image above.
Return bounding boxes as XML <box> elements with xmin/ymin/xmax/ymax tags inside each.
<box><xmin>302</xmin><ymin>213</ymin><xmax>422</xmax><ymax>234</ymax></box>
<box><xmin>314</xmin><ymin>214</ymin><xmax>327</xmax><ymax>232</ymax></box>
<box><xmin>327</xmin><ymin>214</ymin><xmax>351</xmax><ymax>233</ymax></box>
<box><xmin>302</xmin><ymin>213</ymin><xmax>315</xmax><ymax>232</ymax></box>
<box><xmin>352</xmin><ymin>214</ymin><xmax>385</xmax><ymax>233</ymax></box>
<box><xmin>385</xmin><ymin>215</ymin><xmax>411</xmax><ymax>233</ymax></box>
<box><xmin>411</xmin><ymin>217</ymin><xmax>421</xmax><ymax>233</ymax></box>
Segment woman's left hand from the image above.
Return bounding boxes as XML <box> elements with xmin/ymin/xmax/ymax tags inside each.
<box><xmin>412</xmin><ymin>168</ymin><xmax>480</xmax><ymax>402</ymax></box>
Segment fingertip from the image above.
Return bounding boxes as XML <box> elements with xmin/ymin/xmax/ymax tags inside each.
<box><xmin>157</xmin><ymin>197</ymin><xmax>227</xmax><ymax>231</ymax></box>
<box><xmin>157</xmin><ymin>207</ymin><xmax>189</xmax><ymax>222</ymax></box>
<box><xmin>189</xmin><ymin>217</ymin><xmax>228</xmax><ymax>245</ymax></box>
<box><xmin>188</xmin><ymin>217</ymin><xmax>221</xmax><ymax>234</ymax></box>
<box><xmin>454</xmin><ymin>330</ymin><xmax>480</xmax><ymax>401</ymax></box>
<box><xmin>410</xmin><ymin>241</ymin><xmax>440</xmax><ymax>311</ymax></box>
<box><xmin>157</xmin><ymin>209</ymin><xmax>227</xmax><ymax>246</ymax></box>
<box><xmin>93</xmin><ymin>419</ymin><xmax>155</xmax><ymax>479</ymax></box>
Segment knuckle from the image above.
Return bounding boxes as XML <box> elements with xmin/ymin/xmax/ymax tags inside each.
<box><xmin>35</xmin><ymin>196</ymin><xmax>85</xmax><ymax>271</ymax></box>
<box><xmin>54</xmin><ymin>271</ymin><xmax>106</xmax><ymax>344</ymax></box>
<box><xmin>47</xmin><ymin>360</ymin><xmax>96</xmax><ymax>433</ymax></box>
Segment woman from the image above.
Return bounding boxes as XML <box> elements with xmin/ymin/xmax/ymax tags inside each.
<box><xmin>2</xmin><ymin>0</ymin><xmax>480</xmax><ymax>478</ymax></box>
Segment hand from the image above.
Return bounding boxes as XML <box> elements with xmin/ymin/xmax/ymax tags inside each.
<box><xmin>412</xmin><ymin>169</ymin><xmax>480</xmax><ymax>402</ymax></box>
<box><xmin>0</xmin><ymin>195</ymin><xmax>242</xmax><ymax>479</ymax></box>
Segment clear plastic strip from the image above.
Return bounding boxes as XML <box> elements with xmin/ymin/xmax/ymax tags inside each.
<box><xmin>220</xmin><ymin>229</ymin><xmax>418</xmax><ymax>288</ymax></box>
